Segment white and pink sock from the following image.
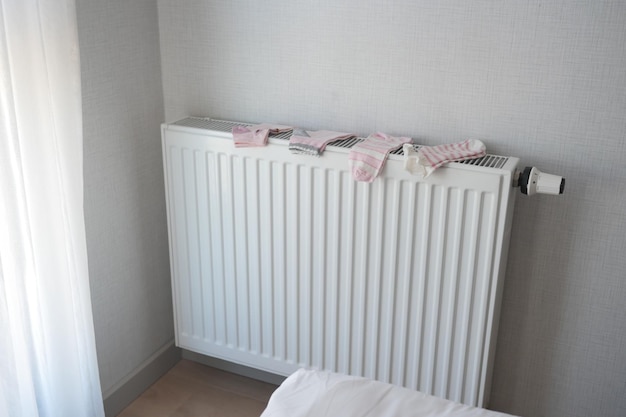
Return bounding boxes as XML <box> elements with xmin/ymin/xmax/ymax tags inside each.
<box><xmin>348</xmin><ymin>132</ymin><xmax>412</xmax><ymax>182</ymax></box>
<box><xmin>232</xmin><ymin>123</ymin><xmax>292</xmax><ymax>147</ymax></box>
<box><xmin>289</xmin><ymin>129</ymin><xmax>355</xmax><ymax>156</ymax></box>
<box><xmin>403</xmin><ymin>139</ymin><xmax>486</xmax><ymax>178</ymax></box>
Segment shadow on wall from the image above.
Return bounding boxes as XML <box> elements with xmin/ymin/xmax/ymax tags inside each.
<box><xmin>492</xmin><ymin>165</ymin><xmax>607</xmax><ymax>416</ymax></box>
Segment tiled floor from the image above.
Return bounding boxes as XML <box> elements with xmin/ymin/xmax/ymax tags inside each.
<box><xmin>116</xmin><ymin>360</ymin><xmax>278</xmax><ymax>417</ymax></box>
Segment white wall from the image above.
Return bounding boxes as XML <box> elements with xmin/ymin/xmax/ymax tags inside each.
<box><xmin>77</xmin><ymin>0</ymin><xmax>175</xmax><ymax>396</ymax></box>
<box><xmin>157</xmin><ymin>2</ymin><xmax>626</xmax><ymax>417</ymax></box>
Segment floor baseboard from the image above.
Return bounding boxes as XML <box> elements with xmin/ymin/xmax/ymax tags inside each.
<box><xmin>103</xmin><ymin>340</ymin><xmax>181</xmax><ymax>417</ymax></box>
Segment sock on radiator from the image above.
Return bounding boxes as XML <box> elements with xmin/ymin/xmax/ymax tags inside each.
<box><xmin>289</xmin><ymin>129</ymin><xmax>355</xmax><ymax>156</ymax></box>
<box><xmin>403</xmin><ymin>139</ymin><xmax>486</xmax><ymax>178</ymax></box>
<box><xmin>232</xmin><ymin>123</ymin><xmax>292</xmax><ymax>147</ymax></box>
<box><xmin>348</xmin><ymin>132</ymin><xmax>412</xmax><ymax>182</ymax></box>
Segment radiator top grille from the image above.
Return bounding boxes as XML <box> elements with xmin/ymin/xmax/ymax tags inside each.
<box><xmin>171</xmin><ymin>117</ymin><xmax>509</xmax><ymax>169</ymax></box>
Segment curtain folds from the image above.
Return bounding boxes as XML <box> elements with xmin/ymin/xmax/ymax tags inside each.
<box><xmin>0</xmin><ymin>1</ymin><xmax>104</xmax><ymax>416</ymax></box>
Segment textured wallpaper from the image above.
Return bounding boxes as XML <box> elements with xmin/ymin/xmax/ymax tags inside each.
<box><xmin>77</xmin><ymin>0</ymin><xmax>174</xmax><ymax>395</ymax></box>
<box><xmin>157</xmin><ymin>2</ymin><xmax>626</xmax><ymax>417</ymax></box>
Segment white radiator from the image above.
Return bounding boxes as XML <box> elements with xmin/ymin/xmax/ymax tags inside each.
<box><xmin>161</xmin><ymin>117</ymin><xmax>519</xmax><ymax>407</ymax></box>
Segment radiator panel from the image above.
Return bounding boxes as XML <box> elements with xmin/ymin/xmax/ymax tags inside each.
<box><xmin>162</xmin><ymin>120</ymin><xmax>517</xmax><ymax>407</ymax></box>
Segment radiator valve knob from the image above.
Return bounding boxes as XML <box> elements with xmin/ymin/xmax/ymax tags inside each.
<box><xmin>519</xmin><ymin>166</ymin><xmax>565</xmax><ymax>196</ymax></box>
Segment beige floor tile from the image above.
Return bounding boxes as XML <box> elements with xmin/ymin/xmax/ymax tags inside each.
<box><xmin>169</xmin><ymin>386</ymin><xmax>268</xmax><ymax>417</ymax></box>
<box><xmin>116</xmin><ymin>359</ymin><xmax>277</xmax><ymax>417</ymax></box>
<box><xmin>170</xmin><ymin>360</ymin><xmax>277</xmax><ymax>402</ymax></box>
<box><xmin>115</xmin><ymin>408</ymin><xmax>141</xmax><ymax>417</ymax></box>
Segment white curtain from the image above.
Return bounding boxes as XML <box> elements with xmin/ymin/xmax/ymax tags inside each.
<box><xmin>0</xmin><ymin>1</ymin><xmax>104</xmax><ymax>416</ymax></box>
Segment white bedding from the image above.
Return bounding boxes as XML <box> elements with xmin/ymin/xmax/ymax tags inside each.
<box><xmin>261</xmin><ymin>369</ymin><xmax>518</xmax><ymax>417</ymax></box>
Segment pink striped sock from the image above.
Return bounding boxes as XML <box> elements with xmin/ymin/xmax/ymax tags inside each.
<box><xmin>348</xmin><ymin>132</ymin><xmax>412</xmax><ymax>182</ymax></box>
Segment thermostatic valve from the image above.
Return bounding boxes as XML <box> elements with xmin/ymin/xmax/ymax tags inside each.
<box><xmin>518</xmin><ymin>166</ymin><xmax>565</xmax><ymax>196</ymax></box>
